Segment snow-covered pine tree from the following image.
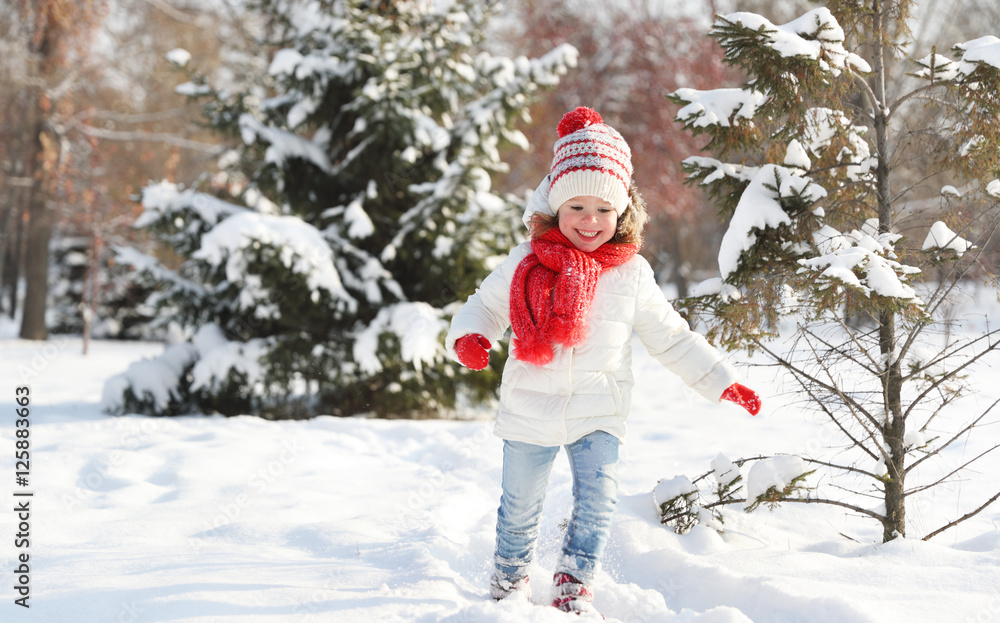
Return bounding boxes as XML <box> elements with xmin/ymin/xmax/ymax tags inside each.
<box><xmin>105</xmin><ymin>0</ymin><xmax>577</xmax><ymax>418</ymax></box>
<box><xmin>669</xmin><ymin>2</ymin><xmax>1000</xmax><ymax>542</ymax></box>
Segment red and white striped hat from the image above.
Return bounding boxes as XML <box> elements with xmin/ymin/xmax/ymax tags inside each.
<box><xmin>547</xmin><ymin>107</ymin><xmax>632</xmax><ymax>215</ymax></box>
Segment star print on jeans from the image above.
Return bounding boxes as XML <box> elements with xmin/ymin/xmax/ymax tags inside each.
<box><xmin>578</xmin><ymin>438</ymin><xmax>593</xmax><ymax>451</ymax></box>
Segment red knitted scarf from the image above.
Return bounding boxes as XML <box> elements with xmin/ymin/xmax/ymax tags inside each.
<box><xmin>509</xmin><ymin>228</ymin><xmax>639</xmax><ymax>366</ymax></box>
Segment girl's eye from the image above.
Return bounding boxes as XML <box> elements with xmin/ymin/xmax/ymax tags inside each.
<box><xmin>599</xmin><ymin>208</ymin><xmax>612</xmax><ymax>213</ymax></box>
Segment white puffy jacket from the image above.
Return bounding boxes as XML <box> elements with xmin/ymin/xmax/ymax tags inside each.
<box><xmin>446</xmin><ymin>242</ymin><xmax>739</xmax><ymax>446</ymax></box>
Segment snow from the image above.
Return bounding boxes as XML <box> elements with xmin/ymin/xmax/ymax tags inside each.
<box><xmin>188</xmin><ymin>324</ymin><xmax>269</xmax><ymax>394</ymax></box>
<box><xmin>913</xmin><ymin>53</ymin><xmax>958</xmax><ymax>81</ymax></box>
<box><xmin>782</xmin><ymin>139</ymin><xmax>811</xmax><ymax>170</ymax></box>
<box><xmin>137</xmin><ymin>181</ymin><xmax>247</xmax><ymax>230</ymax></box>
<box><xmin>689</xmin><ymin>277</ymin><xmax>741</xmax><ymax>303</ymax></box>
<box><xmin>720</xmin><ymin>8</ymin><xmax>871</xmax><ymax>75</ymax></box>
<box><xmin>653</xmin><ymin>476</ymin><xmax>698</xmax><ymax>506</ymax></box>
<box><xmin>922</xmin><ymin>221</ymin><xmax>975</xmax><ymax>256</ymax></box>
<box><xmin>238</xmin><ymin>114</ymin><xmax>333</xmax><ymax>173</ymax></box>
<box><xmin>174</xmin><ymin>82</ymin><xmax>213</xmax><ymax>97</ymax></box>
<box><xmin>672</xmin><ymin>88</ymin><xmax>768</xmax><ymax>128</ymax></box>
<box><xmin>744</xmin><ymin>455</ymin><xmax>808</xmax><ymax>509</ymax></box>
<box><xmin>955</xmin><ymin>35</ymin><xmax>1000</xmax><ymax>72</ymax></box>
<box><xmin>717</xmin><ymin>164</ymin><xmax>827</xmax><ymax>279</ymax></box>
<box><xmin>711</xmin><ymin>454</ymin><xmax>740</xmax><ymax>486</ymax></box>
<box><xmin>799</xmin><ymin>108</ymin><xmax>871</xmax><ymax>181</ymax></box>
<box><xmin>681</xmin><ymin>157</ymin><xmax>759</xmax><ymax>187</ymax></box>
<box><xmin>193</xmin><ymin>211</ymin><xmax>356</xmax><ymax>311</ymax></box>
<box><xmin>344</xmin><ymin>196</ymin><xmax>376</xmax><ymax>239</ymax></box>
<box><xmin>165</xmin><ymin>48</ymin><xmax>191</xmax><ymax>67</ymax></box>
<box><xmin>988</xmin><ymin>180</ymin><xmax>1000</xmax><ymax>198</ymax></box>
<box><xmin>3</xmin><ymin>295</ymin><xmax>1000</xmax><ymax>621</ymax></box>
<box><xmin>267</xmin><ymin>48</ymin><xmax>304</xmax><ymax>77</ymax></box>
<box><xmin>798</xmin><ymin>222</ymin><xmax>921</xmax><ymax>300</ymax></box>
<box><xmin>99</xmin><ymin>342</ymin><xmax>197</xmax><ymax>413</ymax></box>
<box><xmin>352</xmin><ymin>302</ymin><xmax>447</xmax><ymax>375</ymax></box>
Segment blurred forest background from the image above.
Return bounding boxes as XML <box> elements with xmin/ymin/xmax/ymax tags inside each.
<box><xmin>2</xmin><ymin>0</ymin><xmax>997</xmax><ymax>344</ymax></box>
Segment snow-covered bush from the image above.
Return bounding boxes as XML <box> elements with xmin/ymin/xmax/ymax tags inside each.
<box><xmin>107</xmin><ymin>0</ymin><xmax>577</xmax><ymax>418</ymax></box>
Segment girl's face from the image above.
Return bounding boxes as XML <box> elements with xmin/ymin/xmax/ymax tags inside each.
<box><xmin>556</xmin><ymin>195</ymin><xmax>618</xmax><ymax>252</ymax></box>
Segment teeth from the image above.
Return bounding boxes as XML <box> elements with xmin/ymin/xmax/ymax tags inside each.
<box><xmin>578</xmin><ymin>231</ymin><xmax>599</xmax><ymax>238</ymax></box>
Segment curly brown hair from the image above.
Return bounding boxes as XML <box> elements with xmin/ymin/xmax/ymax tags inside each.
<box><xmin>529</xmin><ymin>181</ymin><xmax>648</xmax><ymax>247</ymax></box>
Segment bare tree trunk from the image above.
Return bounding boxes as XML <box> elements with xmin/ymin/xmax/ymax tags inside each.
<box><xmin>18</xmin><ymin>110</ymin><xmax>51</xmax><ymax>341</ymax></box>
<box><xmin>881</xmin><ymin>337</ymin><xmax>907</xmax><ymax>540</ymax></box>
<box><xmin>19</xmin><ymin>186</ymin><xmax>51</xmax><ymax>340</ymax></box>
<box><xmin>871</xmin><ymin>0</ymin><xmax>907</xmax><ymax>542</ymax></box>
<box><xmin>872</xmin><ymin>0</ymin><xmax>906</xmax><ymax>541</ymax></box>
<box><xmin>2</xmin><ymin>94</ymin><xmax>36</xmax><ymax>319</ymax></box>
<box><xmin>17</xmin><ymin>6</ymin><xmax>61</xmax><ymax>341</ymax></box>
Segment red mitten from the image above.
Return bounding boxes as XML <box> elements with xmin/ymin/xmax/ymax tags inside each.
<box><xmin>455</xmin><ymin>334</ymin><xmax>491</xmax><ymax>371</ymax></box>
<box><xmin>721</xmin><ymin>383</ymin><xmax>761</xmax><ymax>416</ymax></box>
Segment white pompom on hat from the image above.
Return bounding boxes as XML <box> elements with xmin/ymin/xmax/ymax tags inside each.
<box><xmin>547</xmin><ymin>107</ymin><xmax>632</xmax><ymax>215</ymax></box>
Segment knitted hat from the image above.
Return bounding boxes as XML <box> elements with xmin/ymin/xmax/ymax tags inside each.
<box><xmin>547</xmin><ymin>107</ymin><xmax>632</xmax><ymax>215</ymax></box>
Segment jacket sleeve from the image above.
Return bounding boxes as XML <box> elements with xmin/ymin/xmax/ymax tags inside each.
<box><xmin>445</xmin><ymin>243</ymin><xmax>530</xmax><ymax>360</ymax></box>
<box><xmin>631</xmin><ymin>258</ymin><xmax>739</xmax><ymax>402</ymax></box>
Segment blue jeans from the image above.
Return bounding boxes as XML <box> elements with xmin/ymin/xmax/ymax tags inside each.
<box><xmin>494</xmin><ymin>430</ymin><xmax>619</xmax><ymax>586</ymax></box>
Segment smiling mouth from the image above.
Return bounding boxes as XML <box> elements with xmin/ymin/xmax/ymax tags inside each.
<box><xmin>577</xmin><ymin>230</ymin><xmax>600</xmax><ymax>239</ymax></box>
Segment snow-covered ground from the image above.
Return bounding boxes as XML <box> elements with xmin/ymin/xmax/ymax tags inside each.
<box><xmin>2</xmin><ymin>299</ymin><xmax>1000</xmax><ymax>623</ymax></box>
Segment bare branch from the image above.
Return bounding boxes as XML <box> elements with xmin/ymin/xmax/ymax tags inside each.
<box><xmin>903</xmin><ymin>336</ymin><xmax>1000</xmax><ymax>424</ymax></box>
<box><xmin>887</xmin><ymin>80</ymin><xmax>954</xmax><ymax>122</ymax></box>
<box><xmin>67</xmin><ymin>121</ymin><xmax>228</xmax><ymax>154</ymax></box>
<box><xmin>852</xmin><ymin>73</ymin><xmax>879</xmax><ymax>120</ymax></box>
<box><xmin>922</xmin><ymin>489</ymin><xmax>1000</xmax><ymax>541</ymax></box>
<box><xmin>799</xmin><ymin>456</ymin><xmax>881</xmax><ymax>481</ymax></box>
<box><xmin>73</xmin><ymin>107</ymin><xmax>196</xmax><ymax>125</ymax></box>
<box><xmin>906</xmin><ymin>443</ymin><xmax>1000</xmax><ymax>495</ymax></box>
<box><xmin>905</xmin><ymin>399</ymin><xmax>1000</xmax><ymax>474</ymax></box>
<box><xmin>681</xmin><ymin>494</ymin><xmax>886</xmax><ymax>523</ymax></box>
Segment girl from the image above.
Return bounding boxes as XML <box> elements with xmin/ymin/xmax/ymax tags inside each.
<box><xmin>446</xmin><ymin>107</ymin><xmax>760</xmax><ymax>615</ymax></box>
